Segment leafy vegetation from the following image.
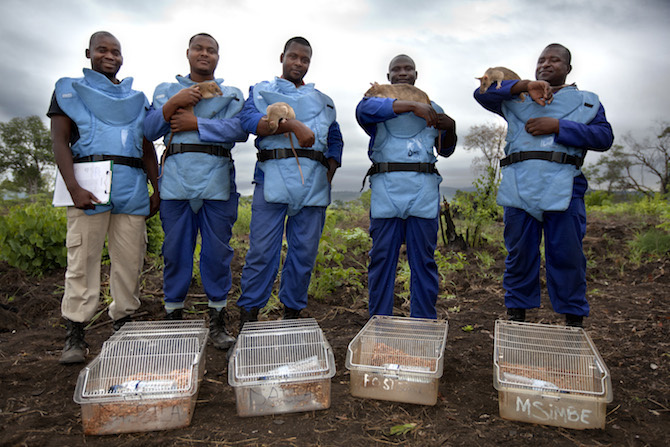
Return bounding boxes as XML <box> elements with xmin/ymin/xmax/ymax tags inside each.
<box><xmin>0</xmin><ymin>202</ymin><xmax>66</xmax><ymax>275</ymax></box>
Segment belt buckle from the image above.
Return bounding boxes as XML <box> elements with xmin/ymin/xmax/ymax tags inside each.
<box><xmin>550</xmin><ymin>152</ymin><xmax>567</xmax><ymax>164</ymax></box>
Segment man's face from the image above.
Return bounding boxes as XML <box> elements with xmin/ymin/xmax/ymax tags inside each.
<box><xmin>87</xmin><ymin>35</ymin><xmax>123</xmax><ymax>79</ymax></box>
<box><xmin>281</xmin><ymin>43</ymin><xmax>311</xmax><ymax>86</ymax></box>
<box><xmin>387</xmin><ymin>57</ymin><xmax>417</xmax><ymax>85</ymax></box>
<box><xmin>187</xmin><ymin>35</ymin><xmax>219</xmax><ymax>77</ymax></box>
<box><xmin>535</xmin><ymin>46</ymin><xmax>571</xmax><ymax>86</ymax></box>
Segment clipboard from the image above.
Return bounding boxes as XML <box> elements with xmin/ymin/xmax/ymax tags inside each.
<box><xmin>52</xmin><ymin>160</ymin><xmax>113</xmax><ymax>207</ymax></box>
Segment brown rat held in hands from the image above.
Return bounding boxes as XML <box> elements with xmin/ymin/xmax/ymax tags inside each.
<box><xmin>364</xmin><ymin>82</ymin><xmax>444</xmax><ymax>151</ymax></box>
<box><xmin>265</xmin><ymin>102</ymin><xmax>296</xmax><ymax>133</ymax></box>
<box><xmin>263</xmin><ymin>102</ymin><xmax>305</xmax><ymax>185</ymax></box>
<box><xmin>477</xmin><ymin>67</ymin><xmax>521</xmax><ymax>93</ymax></box>
<box><xmin>477</xmin><ymin>67</ymin><xmax>527</xmax><ymax>100</ymax></box>
<box><xmin>162</xmin><ymin>82</ymin><xmax>224</xmax><ymax>173</ymax></box>
<box><xmin>364</xmin><ymin>82</ymin><xmax>431</xmax><ymax>104</ymax></box>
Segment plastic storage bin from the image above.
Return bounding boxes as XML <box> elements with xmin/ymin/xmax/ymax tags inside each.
<box><xmin>345</xmin><ymin>315</ymin><xmax>448</xmax><ymax>405</ymax></box>
<box><xmin>228</xmin><ymin>318</ymin><xmax>336</xmax><ymax>417</ymax></box>
<box><xmin>493</xmin><ymin>320</ymin><xmax>613</xmax><ymax>429</ymax></box>
<box><xmin>73</xmin><ymin>320</ymin><xmax>208</xmax><ymax>434</ymax></box>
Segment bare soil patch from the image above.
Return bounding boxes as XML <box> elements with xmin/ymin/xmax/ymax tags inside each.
<box><xmin>0</xmin><ymin>216</ymin><xmax>668</xmax><ymax>446</ymax></box>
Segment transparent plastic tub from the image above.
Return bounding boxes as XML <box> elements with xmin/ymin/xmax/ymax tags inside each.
<box><xmin>493</xmin><ymin>320</ymin><xmax>613</xmax><ymax>429</ymax></box>
<box><xmin>74</xmin><ymin>321</ymin><xmax>208</xmax><ymax>434</ymax></box>
<box><xmin>345</xmin><ymin>316</ymin><xmax>448</xmax><ymax>406</ymax></box>
<box><xmin>228</xmin><ymin>318</ymin><xmax>336</xmax><ymax>417</ymax></box>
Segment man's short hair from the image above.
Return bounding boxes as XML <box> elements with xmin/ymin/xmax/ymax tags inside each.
<box><xmin>545</xmin><ymin>43</ymin><xmax>571</xmax><ymax>66</ymax></box>
<box><xmin>284</xmin><ymin>36</ymin><xmax>311</xmax><ymax>53</ymax></box>
<box><xmin>189</xmin><ymin>33</ymin><xmax>219</xmax><ymax>50</ymax></box>
<box><xmin>89</xmin><ymin>31</ymin><xmax>117</xmax><ymax>49</ymax></box>
<box><xmin>388</xmin><ymin>54</ymin><xmax>415</xmax><ymax>71</ymax></box>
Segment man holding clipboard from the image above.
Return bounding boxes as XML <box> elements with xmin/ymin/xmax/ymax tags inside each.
<box><xmin>48</xmin><ymin>31</ymin><xmax>159</xmax><ymax>364</ymax></box>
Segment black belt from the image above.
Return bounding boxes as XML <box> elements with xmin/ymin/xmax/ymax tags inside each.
<box><xmin>257</xmin><ymin>148</ymin><xmax>330</xmax><ymax>170</ymax></box>
<box><xmin>73</xmin><ymin>155</ymin><xmax>145</xmax><ymax>171</ymax></box>
<box><xmin>361</xmin><ymin>162</ymin><xmax>439</xmax><ymax>190</ymax></box>
<box><xmin>500</xmin><ymin>151</ymin><xmax>583</xmax><ymax>168</ymax></box>
<box><xmin>166</xmin><ymin>143</ymin><xmax>231</xmax><ymax>159</ymax></box>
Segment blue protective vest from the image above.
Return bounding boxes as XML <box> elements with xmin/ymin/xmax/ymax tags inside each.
<box><xmin>499</xmin><ymin>86</ymin><xmax>599</xmax><ymax>221</ymax></box>
<box><xmin>252</xmin><ymin>77</ymin><xmax>336</xmax><ymax>216</ymax></box>
<box><xmin>369</xmin><ymin>103</ymin><xmax>443</xmax><ymax>219</ymax></box>
<box><xmin>152</xmin><ymin>76</ymin><xmax>244</xmax><ymax>203</ymax></box>
<box><xmin>54</xmin><ymin>68</ymin><xmax>149</xmax><ymax>216</ymax></box>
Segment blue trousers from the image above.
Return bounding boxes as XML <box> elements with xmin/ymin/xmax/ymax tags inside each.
<box><xmin>237</xmin><ymin>183</ymin><xmax>326</xmax><ymax>311</ymax></box>
<box><xmin>368</xmin><ymin>216</ymin><xmax>439</xmax><ymax>319</ymax></box>
<box><xmin>160</xmin><ymin>198</ymin><xmax>238</xmax><ymax>310</ymax></box>
<box><xmin>503</xmin><ymin>178</ymin><xmax>589</xmax><ymax>316</ymax></box>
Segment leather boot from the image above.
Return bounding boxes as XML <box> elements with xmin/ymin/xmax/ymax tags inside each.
<box><xmin>164</xmin><ymin>308</ymin><xmax>184</xmax><ymax>320</ymax></box>
<box><xmin>507</xmin><ymin>308</ymin><xmax>526</xmax><ymax>322</ymax></box>
<box><xmin>209</xmin><ymin>308</ymin><xmax>236</xmax><ymax>350</ymax></box>
<box><xmin>565</xmin><ymin>314</ymin><xmax>584</xmax><ymax>328</ymax></box>
<box><xmin>59</xmin><ymin>320</ymin><xmax>89</xmax><ymax>364</ymax></box>
<box><xmin>112</xmin><ymin>315</ymin><xmax>132</xmax><ymax>332</ymax></box>
<box><xmin>238</xmin><ymin>307</ymin><xmax>259</xmax><ymax>333</ymax></box>
<box><xmin>283</xmin><ymin>305</ymin><xmax>301</xmax><ymax>320</ymax></box>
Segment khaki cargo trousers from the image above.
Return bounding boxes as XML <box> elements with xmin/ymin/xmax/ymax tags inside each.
<box><xmin>61</xmin><ymin>207</ymin><xmax>146</xmax><ymax>323</ymax></box>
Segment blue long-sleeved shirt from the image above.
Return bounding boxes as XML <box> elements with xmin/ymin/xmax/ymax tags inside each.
<box><xmin>473</xmin><ymin>80</ymin><xmax>613</xmax><ymax>151</ymax></box>
<box><xmin>238</xmin><ymin>85</ymin><xmax>344</xmax><ymax>182</ymax></box>
<box><xmin>355</xmin><ymin>96</ymin><xmax>456</xmax><ymax>158</ymax></box>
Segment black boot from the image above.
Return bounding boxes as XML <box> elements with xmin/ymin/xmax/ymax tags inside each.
<box><xmin>507</xmin><ymin>308</ymin><xmax>526</xmax><ymax>322</ymax></box>
<box><xmin>283</xmin><ymin>305</ymin><xmax>301</xmax><ymax>320</ymax></box>
<box><xmin>164</xmin><ymin>308</ymin><xmax>184</xmax><ymax>321</ymax></box>
<box><xmin>238</xmin><ymin>307</ymin><xmax>259</xmax><ymax>333</ymax></box>
<box><xmin>209</xmin><ymin>308</ymin><xmax>236</xmax><ymax>350</ymax></box>
<box><xmin>565</xmin><ymin>314</ymin><xmax>584</xmax><ymax>328</ymax></box>
<box><xmin>112</xmin><ymin>315</ymin><xmax>132</xmax><ymax>332</ymax></box>
<box><xmin>60</xmin><ymin>320</ymin><xmax>89</xmax><ymax>364</ymax></box>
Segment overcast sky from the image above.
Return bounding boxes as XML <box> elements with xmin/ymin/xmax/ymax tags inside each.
<box><xmin>2</xmin><ymin>0</ymin><xmax>669</xmax><ymax>195</ymax></box>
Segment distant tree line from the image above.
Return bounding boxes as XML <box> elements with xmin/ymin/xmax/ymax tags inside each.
<box><xmin>0</xmin><ymin>116</ymin><xmax>54</xmax><ymax>196</ymax></box>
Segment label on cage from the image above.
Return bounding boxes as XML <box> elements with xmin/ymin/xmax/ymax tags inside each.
<box><xmin>514</xmin><ymin>396</ymin><xmax>594</xmax><ymax>425</ymax></box>
<box><xmin>498</xmin><ymin>389</ymin><xmax>606</xmax><ymax>429</ymax></box>
<box><xmin>109</xmin><ymin>380</ymin><xmax>177</xmax><ymax>394</ymax></box>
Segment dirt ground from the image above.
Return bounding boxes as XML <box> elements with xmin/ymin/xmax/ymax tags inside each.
<box><xmin>0</xmin><ymin>216</ymin><xmax>668</xmax><ymax>447</ymax></box>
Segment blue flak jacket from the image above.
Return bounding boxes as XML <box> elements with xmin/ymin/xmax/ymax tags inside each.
<box><xmin>252</xmin><ymin>77</ymin><xmax>336</xmax><ymax>216</ymax></box>
<box><xmin>498</xmin><ymin>86</ymin><xmax>599</xmax><ymax>221</ymax></box>
<box><xmin>357</xmin><ymin>96</ymin><xmax>443</xmax><ymax>220</ymax></box>
<box><xmin>149</xmin><ymin>76</ymin><xmax>245</xmax><ymax>204</ymax></box>
<box><xmin>54</xmin><ymin>68</ymin><xmax>150</xmax><ymax>216</ymax></box>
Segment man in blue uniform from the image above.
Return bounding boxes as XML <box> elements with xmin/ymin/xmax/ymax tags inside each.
<box><xmin>474</xmin><ymin>44</ymin><xmax>614</xmax><ymax>327</ymax></box>
<box><xmin>49</xmin><ymin>31</ymin><xmax>160</xmax><ymax>364</ymax></box>
<box><xmin>144</xmin><ymin>33</ymin><xmax>247</xmax><ymax>349</ymax></box>
<box><xmin>356</xmin><ymin>54</ymin><xmax>457</xmax><ymax>319</ymax></box>
<box><xmin>236</xmin><ymin>36</ymin><xmax>343</xmax><ymax>329</ymax></box>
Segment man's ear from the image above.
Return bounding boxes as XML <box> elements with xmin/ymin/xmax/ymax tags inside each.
<box><xmin>280</xmin><ymin>53</ymin><xmax>284</xmax><ymax>64</ymax></box>
<box><xmin>415</xmin><ymin>71</ymin><xmax>419</xmax><ymax>81</ymax></box>
<box><xmin>85</xmin><ymin>49</ymin><xmax>91</xmax><ymax>59</ymax></box>
<box><xmin>386</xmin><ymin>73</ymin><xmax>390</xmax><ymax>82</ymax></box>
<box><xmin>567</xmin><ymin>64</ymin><xmax>572</xmax><ymax>75</ymax></box>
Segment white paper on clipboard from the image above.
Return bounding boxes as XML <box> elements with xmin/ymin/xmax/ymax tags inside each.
<box><xmin>52</xmin><ymin>161</ymin><xmax>113</xmax><ymax>207</ymax></box>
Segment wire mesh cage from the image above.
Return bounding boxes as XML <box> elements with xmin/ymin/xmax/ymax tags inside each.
<box><xmin>108</xmin><ymin>320</ymin><xmax>207</xmax><ymax>341</ymax></box>
<box><xmin>73</xmin><ymin>321</ymin><xmax>208</xmax><ymax>434</ymax></box>
<box><xmin>345</xmin><ymin>315</ymin><xmax>448</xmax><ymax>405</ymax></box>
<box><xmin>493</xmin><ymin>320</ymin><xmax>613</xmax><ymax>429</ymax></box>
<box><xmin>229</xmin><ymin>318</ymin><xmax>335</xmax><ymax>416</ymax></box>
